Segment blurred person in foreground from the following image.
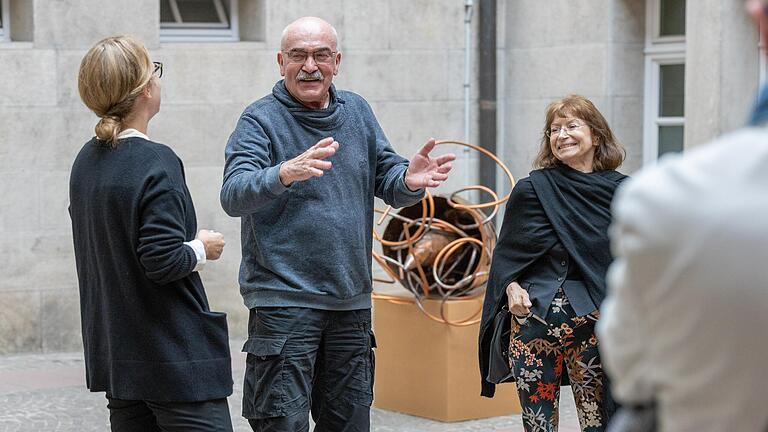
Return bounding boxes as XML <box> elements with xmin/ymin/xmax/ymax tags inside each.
<box><xmin>598</xmin><ymin>2</ymin><xmax>768</xmax><ymax>431</ymax></box>
<box><xmin>69</xmin><ymin>35</ymin><xmax>233</xmax><ymax>431</ymax></box>
<box><xmin>479</xmin><ymin>95</ymin><xmax>628</xmax><ymax>431</ymax></box>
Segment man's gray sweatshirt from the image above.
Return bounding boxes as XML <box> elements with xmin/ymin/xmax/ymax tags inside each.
<box><xmin>221</xmin><ymin>80</ymin><xmax>424</xmax><ymax>310</ymax></box>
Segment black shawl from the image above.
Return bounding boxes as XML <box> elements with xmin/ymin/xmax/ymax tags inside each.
<box><xmin>479</xmin><ymin>165</ymin><xmax>627</xmax><ymax>398</ymax></box>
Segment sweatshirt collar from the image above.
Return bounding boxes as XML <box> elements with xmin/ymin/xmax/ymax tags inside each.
<box><xmin>272</xmin><ymin>80</ymin><xmax>346</xmax><ymax>130</ymax></box>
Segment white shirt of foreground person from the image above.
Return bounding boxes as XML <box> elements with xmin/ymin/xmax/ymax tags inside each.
<box><xmin>598</xmin><ymin>126</ymin><xmax>768</xmax><ymax>432</ymax></box>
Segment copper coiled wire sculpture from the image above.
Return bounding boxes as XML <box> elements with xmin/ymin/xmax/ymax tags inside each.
<box><xmin>372</xmin><ymin>140</ymin><xmax>516</xmax><ymax>326</ymax></box>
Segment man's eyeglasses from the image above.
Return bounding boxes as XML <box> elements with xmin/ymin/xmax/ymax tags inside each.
<box><xmin>546</xmin><ymin>123</ymin><xmax>587</xmax><ymax>138</ymax></box>
<box><xmin>282</xmin><ymin>49</ymin><xmax>337</xmax><ymax>64</ymax></box>
<box><xmin>152</xmin><ymin>61</ymin><xmax>163</xmax><ymax>78</ymax></box>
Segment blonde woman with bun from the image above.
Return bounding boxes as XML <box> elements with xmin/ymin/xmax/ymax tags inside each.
<box><xmin>69</xmin><ymin>35</ymin><xmax>233</xmax><ymax>432</ymax></box>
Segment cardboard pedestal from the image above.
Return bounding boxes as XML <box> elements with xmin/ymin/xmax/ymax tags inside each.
<box><xmin>372</xmin><ymin>294</ymin><xmax>521</xmax><ymax>422</ymax></box>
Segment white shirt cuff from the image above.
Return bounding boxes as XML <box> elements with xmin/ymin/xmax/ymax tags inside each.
<box><xmin>184</xmin><ymin>239</ymin><xmax>207</xmax><ymax>272</ymax></box>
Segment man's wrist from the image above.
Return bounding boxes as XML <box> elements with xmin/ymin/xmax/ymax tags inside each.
<box><xmin>278</xmin><ymin>164</ymin><xmax>292</xmax><ymax>187</ymax></box>
<box><xmin>403</xmin><ymin>168</ymin><xmax>419</xmax><ymax>192</ymax></box>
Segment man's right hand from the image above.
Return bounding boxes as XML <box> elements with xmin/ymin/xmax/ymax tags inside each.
<box><xmin>197</xmin><ymin>229</ymin><xmax>226</xmax><ymax>260</ymax></box>
<box><xmin>279</xmin><ymin>137</ymin><xmax>340</xmax><ymax>186</ymax></box>
<box><xmin>506</xmin><ymin>281</ymin><xmax>532</xmax><ymax>316</ymax></box>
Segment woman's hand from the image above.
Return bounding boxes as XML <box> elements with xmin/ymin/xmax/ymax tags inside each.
<box><xmin>197</xmin><ymin>229</ymin><xmax>226</xmax><ymax>260</ymax></box>
<box><xmin>506</xmin><ymin>281</ymin><xmax>532</xmax><ymax>316</ymax></box>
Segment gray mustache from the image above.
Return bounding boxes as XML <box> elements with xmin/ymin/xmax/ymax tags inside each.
<box><xmin>297</xmin><ymin>70</ymin><xmax>323</xmax><ymax>81</ymax></box>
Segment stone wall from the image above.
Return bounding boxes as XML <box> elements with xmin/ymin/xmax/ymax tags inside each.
<box><xmin>0</xmin><ymin>0</ymin><xmax>763</xmax><ymax>354</ymax></box>
<box><xmin>0</xmin><ymin>0</ymin><xmax>478</xmax><ymax>354</ymax></box>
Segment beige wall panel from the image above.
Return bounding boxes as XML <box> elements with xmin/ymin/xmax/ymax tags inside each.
<box><xmin>0</xmin><ymin>107</ymin><xmax>94</xmax><ymax>170</ymax></box>
<box><xmin>41</xmin><ymin>289</ymin><xmax>82</xmax><ymax>353</ymax></box>
<box><xmin>609</xmin><ymin>43</ymin><xmax>645</xmax><ymax>97</ymax></box>
<box><xmin>610</xmin><ymin>95</ymin><xmax>644</xmax><ymax>173</ymax></box>
<box><xmin>685</xmin><ymin>0</ymin><xmax>758</xmax><ymax>149</ymax></box>
<box><xmin>336</xmin><ymin>0</ymin><xmax>390</xmax><ymax>50</ymax></box>
<box><xmin>337</xmin><ymin>51</ymin><xmax>448</xmax><ymax>102</ymax></box>
<box><xmin>0</xmin><ymin>172</ymin><xmax>40</xmax><ymax>233</ymax></box>
<box><xmin>0</xmin><ymin>49</ymin><xmax>57</xmax><ymax>106</ymax></box>
<box><xmin>386</xmin><ymin>0</ymin><xmax>465</xmax><ymax>49</ymax></box>
<box><xmin>684</xmin><ymin>0</ymin><xmax>721</xmax><ymax>149</ymax></box>
<box><xmin>447</xmin><ymin>48</ymin><xmax>478</xmax><ymax>101</ymax></box>
<box><xmin>2</xmin><ymin>233</ymin><xmax>77</xmax><ymax>292</ymax></box>
<box><xmin>719</xmin><ymin>17</ymin><xmax>760</xmax><ymax>133</ymax></box>
<box><xmin>503</xmin><ymin>99</ymin><xmax>551</xmax><ymax>180</ymax></box>
<box><xmin>0</xmin><ymin>291</ymin><xmax>41</xmax><ymax>354</ymax></box>
<box><xmin>154</xmin><ymin>46</ymin><xmax>275</xmax><ymax>105</ymax></box>
<box><xmin>33</xmin><ymin>0</ymin><xmax>159</xmax><ymax>49</ymax></box>
<box><xmin>56</xmin><ymin>49</ymin><xmax>87</xmax><ymax>107</ymax></box>
<box><xmin>38</xmin><ymin>170</ymin><xmax>71</xmax><ymax>231</ymax></box>
<box><xmin>505</xmin><ymin>0</ymin><xmax>610</xmax><ymax>49</ymax></box>
<box><xmin>610</xmin><ymin>0</ymin><xmax>645</xmax><ymax>44</ymax></box>
<box><xmin>505</xmin><ymin>46</ymin><xmax>608</xmax><ymax>101</ymax></box>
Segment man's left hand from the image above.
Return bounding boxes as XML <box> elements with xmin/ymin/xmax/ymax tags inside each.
<box><xmin>405</xmin><ymin>138</ymin><xmax>456</xmax><ymax>190</ymax></box>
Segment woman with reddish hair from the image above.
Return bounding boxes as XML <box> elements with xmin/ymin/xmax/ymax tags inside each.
<box><xmin>480</xmin><ymin>95</ymin><xmax>627</xmax><ymax>432</ymax></box>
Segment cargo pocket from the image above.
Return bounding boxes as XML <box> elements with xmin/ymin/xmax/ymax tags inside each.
<box><xmin>241</xmin><ymin>337</ymin><xmax>288</xmax><ymax>419</ymax></box>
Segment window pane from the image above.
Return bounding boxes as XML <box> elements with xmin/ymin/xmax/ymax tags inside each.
<box><xmin>160</xmin><ymin>0</ymin><xmax>175</xmax><ymax>23</ymax></box>
<box><xmin>660</xmin><ymin>0</ymin><xmax>685</xmax><ymax>37</ymax></box>
<box><xmin>177</xmin><ymin>0</ymin><xmax>227</xmax><ymax>24</ymax></box>
<box><xmin>659</xmin><ymin>63</ymin><xmax>685</xmax><ymax>117</ymax></box>
<box><xmin>658</xmin><ymin>126</ymin><xmax>684</xmax><ymax>156</ymax></box>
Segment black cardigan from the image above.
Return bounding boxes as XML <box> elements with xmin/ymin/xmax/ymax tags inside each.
<box><xmin>478</xmin><ymin>166</ymin><xmax>627</xmax><ymax>398</ymax></box>
<box><xmin>69</xmin><ymin>137</ymin><xmax>232</xmax><ymax>402</ymax></box>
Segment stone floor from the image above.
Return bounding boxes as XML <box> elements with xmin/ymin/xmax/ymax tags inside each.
<box><xmin>0</xmin><ymin>347</ymin><xmax>581</xmax><ymax>432</ymax></box>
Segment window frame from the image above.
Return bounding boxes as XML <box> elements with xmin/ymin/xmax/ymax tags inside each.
<box><xmin>649</xmin><ymin>0</ymin><xmax>685</xmax><ymax>44</ymax></box>
<box><xmin>0</xmin><ymin>0</ymin><xmax>10</xmax><ymax>42</ymax></box>
<box><xmin>643</xmin><ymin>0</ymin><xmax>686</xmax><ymax>165</ymax></box>
<box><xmin>160</xmin><ymin>0</ymin><xmax>239</xmax><ymax>43</ymax></box>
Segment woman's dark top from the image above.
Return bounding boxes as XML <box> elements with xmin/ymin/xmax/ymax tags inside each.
<box><xmin>69</xmin><ymin>136</ymin><xmax>232</xmax><ymax>402</ymax></box>
<box><xmin>478</xmin><ymin>165</ymin><xmax>628</xmax><ymax>397</ymax></box>
<box><xmin>517</xmin><ymin>240</ymin><xmax>595</xmax><ymax>320</ymax></box>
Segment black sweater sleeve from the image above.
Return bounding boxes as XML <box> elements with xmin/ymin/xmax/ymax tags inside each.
<box><xmin>478</xmin><ymin>177</ymin><xmax>558</xmax><ymax>397</ymax></box>
<box><xmin>136</xmin><ymin>172</ymin><xmax>197</xmax><ymax>285</ymax></box>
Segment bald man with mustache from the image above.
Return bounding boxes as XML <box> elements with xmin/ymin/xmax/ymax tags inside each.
<box><xmin>221</xmin><ymin>17</ymin><xmax>456</xmax><ymax>431</ymax></box>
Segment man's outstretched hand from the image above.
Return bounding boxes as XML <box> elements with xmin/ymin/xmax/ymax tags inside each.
<box><xmin>405</xmin><ymin>138</ymin><xmax>456</xmax><ymax>191</ymax></box>
<box><xmin>279</xmin><ymin>137</ymin><xmax>339</xmax><ymax>186</ymax></box>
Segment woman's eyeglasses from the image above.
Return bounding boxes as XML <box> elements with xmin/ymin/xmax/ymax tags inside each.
<box><xmin>152</xmin><ymin>61</ymin><xmax>163</xmax><ymax>79</ymax></box>
<box><xmin>546</xmin><ymin>123</ymin><xmax>586</xmax><ymax>138</ymax></box>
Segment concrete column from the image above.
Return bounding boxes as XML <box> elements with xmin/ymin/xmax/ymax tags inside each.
<box><xmin>685</xmin><ymin>0</ymin><xmax>759</xmax><ymax>149</ymax></box>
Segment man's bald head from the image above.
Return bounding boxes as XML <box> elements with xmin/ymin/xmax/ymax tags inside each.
<box><xmin>281</xmin><ymin>17</ymin><xmax>339</xmax><ymax>51</ymax></box>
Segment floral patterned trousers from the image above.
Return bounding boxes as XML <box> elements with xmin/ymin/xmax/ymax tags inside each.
<box><xmin>509</xmin><ymin>289</ymin><xmax>606</xmax><ymax>432</ymax></box>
